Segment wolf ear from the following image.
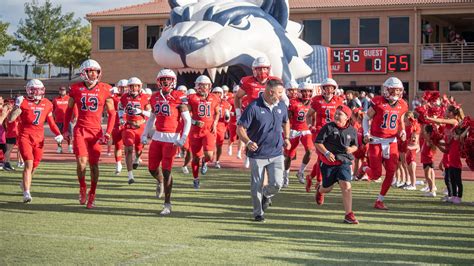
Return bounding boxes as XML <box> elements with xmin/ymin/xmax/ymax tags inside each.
<box><xmin>260</xmin><ymin>0</ymin><xmax>289</xmax><ymax>28</ymax></box>
<box><xmin>168</xmin><ymin>0</ymin><xmax>197</xmax><ymax>9</ymax></box>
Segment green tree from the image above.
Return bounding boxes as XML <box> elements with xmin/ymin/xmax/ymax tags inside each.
<box><xmin>13</xmin><ymin>0</ymin><xmax>81</xmax><ymax>64</ymax></box>
<box><xmin>0</xmin><ymin>21</ymin><xmax>13</xmax><ymax>56</ymax></box>
<box><xmin>51</xmin><ymin>25</ymin><xmax>91</xmax><ymax>79</ymax></box>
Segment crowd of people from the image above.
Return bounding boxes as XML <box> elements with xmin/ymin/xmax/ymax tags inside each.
<box><xmin>0</xmin><ymin>56</ymin><xmax>471</xmax><ymax>223</ymax></box>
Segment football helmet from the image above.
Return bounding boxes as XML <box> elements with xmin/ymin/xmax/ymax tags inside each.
<box><xmin>252</xmin><ymin>56</ymin><xmax>271</xmax><ymax>82</ymax></box>
<box><xmin>25</xmin><ymin>79</ymin><xmax>45</xmax><ymax>101</ymax></box>
<box><xmin>321</xmin><ymin>78</ymin><xmax>338</xmax><ymax>99</ymax></box>
<box><xmin>156</xmin><ymin>69</ymin><xmax>177</xmax><ymax>93</ymax></box>
<box><xmin>298</xmin><ymin>81</ymin><xmax>314</xmax><ymax>101</ymax></box>
<box><xmin>195</xmin><ymin>75</ymin><xmax>212</xmax><ymax>96</ymax></box>
<box><xmin>128</xmin><ymin>77</ymin><xmax>142</xmax><ymax>97</ymax></box>
<box><xmin>232</xmin><ymin>85</ymin><xmax>240</xmax><ymax>93</ymax></box>
<box><xmin>286</xmin><ymin>80</ymin><xmax>299</xmax><ymax>99</ymax></box>
<box><xmin>187</xmin><ymin>88</ymin><xmax>197</xmax><ymax>95</ymax></box>
<box><xmin>116</xmin><ymin>79</ymin><xmax>128</xmax><ymax>95</ymax></box>
<box><xmin>211</xmin><ymin>87</ymin><xmax>224</xmax><ymax>98</ymax></box>
<box><xmin>80</xmin><ymin>59</ymin><xmax>101</xmax><ymax>84</ymax></box>
<box><xmin>383</xmin><ymin>77</ymin><xmax>404</xmax><ymax>102</ymax></box>
<box><xmin>177</xmin><ymin>85</ymin><xmax>187</xmax><ymax>92</ymax></box>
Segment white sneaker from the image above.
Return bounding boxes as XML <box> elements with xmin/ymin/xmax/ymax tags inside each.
<box><xmin>160</xmin><ymin>203</ymin><xmax>172</xmax><ymax>215</ymax></box>
<box><xmin>227</xmin><ymin>146</ymin><xmax>233</xmax><ymax>156</ymax></box>
<box><xmin>215</xmin><ymin>161</ymin><xmax>221</xmax><ymax>169</ymax></box>
<box><xmin>115</xmin><ymin>162</ymin><xmax>122</xmax><ymax>175</ymax></box>
<box><xmin>396</xmin><ymin>182</ymin><xmax>405</xmax><ymax>188</ymax></box>
<box><xmin>424</xmin><ymin>191</ymin><xmax>437</xmax><ymax>197</ymax></box>
<box><xmin>404</xmin><ymin>185</ymin><xmax>416</xmax><ymax>191</ymax></box>
<box><xmin>237</xmin><ymin>151</ymin><xmax>242</xmax><ymax>160</ymax></box>
<box><xmin>23</xmin><ymin>192</ymin><xmax>32</xmax><ymax>203</ymax></box>
<box><xmin>182</xmin><ymin>166</ymin><xmax>189</xmax><ymax>174</ymax></box>
<box><xmin>443</xmin><ymin>188</ymin><xmax>449</xmax><ymax>195</ymax></box>
<box><xmin>56</xmin><ymin>147</ymin><xmax>63</xmax><ymax>154</ymax></box>
<box><xmin>415</xmin><ymin>180</ymin><xmax>425</xmax><ymax>186</ymax></box>
<box><xmin>156</xmin><ymin>182</ymin><xmax>164</xmax><ymax>199</ymax></box>
<box><xmin>283</xmin><ymin>173</ymin><xmax>289</xmax><ymax>188</ymax></box>
<box><xmin>17</xmin><ymin>162</ymin><xmax>24</xmax><ymax>168</ymax></box>
<box><xmin>420</xmin><ymin>186</ymin><xmax>429</xmax><ymax>192</ymax></box>
<box><xmin>244</xmin><ymin>157</ymin><xmax>250</xmax><ymax>168</ymax></box>
<box><xmin>68</xmin><ymin>145</ymin><xmax>73</xmax><ymax>153</ymax></box>
<box><xmin>297</xmin><ymin>171</ymin><xmax>305</xmax><ymax>184</ymax></box>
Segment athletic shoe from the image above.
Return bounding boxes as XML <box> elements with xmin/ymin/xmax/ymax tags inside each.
<box><xmin>420</xmin><ymin>186</ymin><xmax>430</xmax><ymax>192</ymax></box>
<box><xmin>128</xmin><ymin>177</ymin><xmax>135</xmax><ymax>185</ymax></box>
<box><xmin>227</xmin><ymin>145</ymin><xmax>233</xmax><ymax>156</ymax></box>
<box><xmin>262</xmin><ymin>196</ymin><xmax>271</xmax><ymax>211</ymax></box>
<box><xmin>201</xmin><ymin>159</ymin><xmax>208</xmax><ymax>175</ymax></box>
<box><xmin>282</xmin><ymin>172</ymin><xmax>289</xmax><ymax>188</ymax></box>
<box><xmin>344</xmin><ymin>212</ymin><xmax>359</xmax><ymax>224</ymax></box>
<box><xmin>56</xmin><ymin>147</ymin><xmax>63</xmax><ymax>154</ymax></box>
<box><xmin>415</xmin><ymin>180</ymin><xmax>425</xmax><ymax>186</ymax></box>
<box><xmin>17</xmin><ymin>162</ymin><xmax>24</xmax><ymax>168</ymax></box>
<box><xmin>396</xmin><ymin>182</ymin><xmax>406</xmax><ymax>188</ymax></box>
<box><xmin>86</xmin><ymin>192</ymin><xmax>96</xmax><ymax>209</ymax></box>
<box><xmin>0</xmin><ymin>163</ymin><xmax>3</xmax><ymax>170</ymax></box>
<box><xmin>297</xmin><ymin>171</ymin><xmax>305</xmax><ymax>184</ymax></box>
<box><xmin>132</xmin><ymin>158</ymin><xmax>140</xmax><ymax>169</ymax></box>
<box><xmin>254</xmin><ymin>215</ymin><xmax>265</xmax><ymax>222</ymax></box>
<box><xmin>115</xmin><ymin>162</ymin><xmax>122</xmax><ymax>175</ymax></box>
<box><xmin>443</xmin><ymin>188</ymin><xmax>449</xmax><ymax>196</ymax></box>
<box><xmin>156</xmin><ymin>182</ymin><xmax>164</xmax><ymax>199</ymax></box>
<box><xmin>360</xmin><ymin>175</ymin><xmax>369</xmax><ymax>181</ymax></box>
<box><xmin>451</xmin><ymin>196</ymin><xmax>462</xmax><ymax>204</ymax></box>
<box><xmin>68</xmin><ymin>145</ymin><xmax>73</xmax><ymax>153</ymax></box>
<box><xmin>404</xmin><ymin>185</ymin><xmax>417</xmax><ymax>191</ymax></box>
<box><xmin>315</xmin><ymin>185</ymin><xmax>324</xmax><ymax>205</ymax></box>
<box><xmin>215</xmin><ymin>161</ymin><xmax>221</xmax><ymax>169</ymax></box>
<box><xmin>441</xmin><ymin>196</ymin><xmax>452</xmax><ymax>202</ymax></box>
<box><xmin>23</xmin><ymin>192</ymin><xmax>32</xmax><ymax>203</ymax></box>
<box><xmin>193</xmin><ymin>179</ymin><xmax>200</xmax><ymax>190</ymax></box>
<box><xmin>236</xmin><ymin>151</ymin><xmax>242</xmax><ymax>160</ymax></box>
<box><xmin>374</xmin><ymin>200</ymin><xmax>388</xmax><ymax>210</ymax></box>
<box><xmin>160</xmin><ymin>203</ymin><xmax>172</xmax><ymax>215</ymax></box>
<box><xmin>424</xmin><ymin>191</ymin><xmax>437</xmax><ymax>197</ymax></box>
<box><xmin>244</xmin><ymin>157</ymin><xmax>250</xmax><ymax>168</ymax></box>
<box><xmin>79</xmin><ymin>186</ymin><xmax>87</xmax><ymax>205</ymax></box>
<box><xmin>182</xmin><ymin>166</ymin><xmax>189</xmax><ymax>174</ymax></box>
<box><xmin>3</xmin><ymin>162</ymin><xmax>14</xmax><ymax>171</ymax></box>
<box><xmin>305</xmin><ymin>175</ymin><xmax>312</xmax><ymax>193</ymax></box>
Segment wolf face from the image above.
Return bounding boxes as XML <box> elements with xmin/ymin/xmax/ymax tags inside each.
<box><xmin>153</xmin><ymin>0</ymin><xmax>313</xmax><ymax>85</ymax></box>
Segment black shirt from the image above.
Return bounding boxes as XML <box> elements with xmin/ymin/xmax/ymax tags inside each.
<box><xmin>315</xmin><ymin>122</ymin><xmax>358</xmax><ymax>164</ymax></box>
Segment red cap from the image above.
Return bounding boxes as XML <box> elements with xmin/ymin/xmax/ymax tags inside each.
<box><xmin>337</xmin><ymin>105</ymin><xmax>352</xmax><ymax>118</ymax></box>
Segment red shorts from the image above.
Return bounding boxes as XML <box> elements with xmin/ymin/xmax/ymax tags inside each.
<box><xmin>190</xmin><ymin>131</ymin><xmax>216</xmax><ymax>157</ymax></box>
<box><xmin>122</xmin><ymin>125</ymin><xmax>145</xmax><ymax>149</ymax></box>
<box><xmin>73</xmin><ymin>127</ymin><xmax>102</xmax><ymax>164</ymax></box>
<box><xmin>228</xmin><ymin>123</ymin><xmax>237</xmax><ymax>143</ymax></box>
<box><xmin>148</xmin><ymin>140</ymin><xmax>178</xmax><ymax>171</ymax></box>
<box><xmin>284</xmin><ymin>134</ymin><xmax>314</xmax><ymax>159</ymax></box>
<box><xmin>112</xmin><ymin>127</ymin><xmax>123</xmax><ymax>150</ymax></box>
<box><xmin>406</xmin><ymin>149</ymin><xmax>417</xmax><ymax>164</ymax></box>
<box><xmin>216</xmin><ymin>123</ymin><xmax>228</xmax><ymax>146</ymax></box>
<box><xmin>18</xmin><ymin>133</ymin><xmax>44</xmax><ymax>169</ymax></box>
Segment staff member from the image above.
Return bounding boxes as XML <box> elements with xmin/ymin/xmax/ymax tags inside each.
<box><xmin>314</xmin><ymin>105</ymin><xmax>359</xmax><ymax>224</ymax></box>
<box><xmin>237</xmin><ymin>79</ymin><xmax>290</xmax><ymax>222</ymax></box>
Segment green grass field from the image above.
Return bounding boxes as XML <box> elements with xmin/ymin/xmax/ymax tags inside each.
<box><xmin>1</xmin><ymin>162</ymin><xmax>473</xmax><ymax>264</ymax></box>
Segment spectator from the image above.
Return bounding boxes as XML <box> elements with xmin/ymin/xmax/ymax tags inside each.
<box><xmin>346</xmin><ymin>90</ymin><xmax>361</xmax><ymax>109</ymax></box>
<box><xmin>411</xmin><ymin>96</ymin><xmax>422</xmax><ymax>110</ymax></box>
<box><xmin>359</xmin><ymin>91</ymin><xmax>369</xmax><ymax>111</ymax></box>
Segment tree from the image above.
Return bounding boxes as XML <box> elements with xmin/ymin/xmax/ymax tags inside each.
<box><xmin>0</xmin><ymin>21</ymin><xmax>13</xmax><ymax>56</ymax></box>
<box><xmin>13</xmin><ymin>0</ymin><xmax>81</xmax><ymax>64</ymax></box>
<box><xmin>51</xmin><ymin>25</ymin><xmax>91</xmax><ymax>79</ymax></box>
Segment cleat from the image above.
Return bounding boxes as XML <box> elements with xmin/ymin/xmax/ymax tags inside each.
<box><xmin>156</xmin><ymin>182</ymin><xmax>164</xmax><ymax>198</ymax></box>
<box><xmin>182</xmin><ymin>166</ymin><xmax>189</xmax><ymax>174</ymax></box>
<box><xmin>132</xmin><ymin>157</ymin><xmax>140</xmax><ymax>169</ymax></box>
<box><xmin>282</xmin><ymin>171</ymin><xmax>289</xmax><ymax>188</ymax></box>
<box><xmin>115</xmin><ymin>162</ymin><xmax>122</xmax><ymax>175</ymax></box>
<box><xmin>79</xmin><ymin>186</ymin><xmax>87</xmax><ymax>205</ymax></box>
<box><xmin>56</xmin><ymin>147</ymin><xmax>63</xmax><ymax>154</ymax></box>
<box><xmin>86</xmin><ymin>192</ymin><xmax>96</xmax><ymax>209</ymax></box>
<box><xmin>3</xmin><ymin>162</ymin><xmax>14</xmax><ymax>171</ymax></box>
<box><xmin>297</xmin><ymin>171</ymin><xmax>305</xmax><ymax>184</ymax></box>
<box><xmin>374</xmin><ymin>200</ymin><xmax>388</xmax><ymax>210</ymax></box>
<box><xmin>315</xmin><ymin>185</ymin><xmax>324</xmax><ymax>205</ymax></box>
<box><xmin>254</xmin><ymin>215</ymin><xmax>265</xmax><ymax>222</ymax></box>
<box><xmin>344</xmin><ymin>212</ymin><xmax>359</xmax><ymax>224</ymax></box>
<box><xmin>305</xmin><ymin>175</ymin><xmax>312</xmax><ymax>193</ymax></box>
<box><xmin>68</xmin><ymin>145</ymin><xmax>73</xmax><ymax>153</ymax></box>
<box><xmin>262</xmin><ymin>195</ymin><xmax>271</xmax><ymax>211</ymax></box>
<box><xmin>160</xmin><ymin>203</ymin><xmax>172</xmax><ymax>215</ymax></box>
<box><xmin>214</xmin><ymin>161</ymin><xmax>221</xmax><ymax>169</ymax></box>
<box><xmin>193</xmin><ymin>179</ymin><xmax>200</xmax><ymax>190</ymax></box>
<box><xmin>23</xmin><ymin>193</ymin><xmax>32</xmax><ymax>203</ymax></box>
<box><xmin>128</xmin><ymin>177</ymin><xmax>135</xmax><ymax>185</ymax></box>
<box><xmin>200</xmin><ymin>159</ymin><xmax>208</xmax><ymax>175</ymax></box>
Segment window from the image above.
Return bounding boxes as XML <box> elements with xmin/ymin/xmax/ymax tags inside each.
<box><xmin>303</xmin><ymin>20</ymin><xmax>321</xmax><ymax>45</ymax></box>
<box><xmin>99</xmin><ymin>27</ymin><xmax>115</xmax><ymax>50</ymax></box>
<box><xmin>449</xmin><ymin>81</ymin><xmax>471</xmax><ymax>91</ymax></box>
<box><xmin>331</xmin><ymin>19</ymin><xmax>350</xmax><ymax>45</ymax></box>
<box><xmin>359</xmin><ymin>18</ymin><xmax>379</xmax><ymax>44</ymax></box>
<box><xmin>418</xmin><ymin>81</ymin><xmax>439</xmax><ymax>91</ymax></box>
<box><xmin>147</xmin><ymin>25</ymin><xmax>162</xmax><ymax>49</ymax></box>
<box><xmin>123</xmin><ymin>26</ymin><xmax>139</xmax><ymax>49</ymax></box>
<box><xmin>389</xmin><ymin>17</ymin><xmax>409</xmax><ymax>43</ymax></box>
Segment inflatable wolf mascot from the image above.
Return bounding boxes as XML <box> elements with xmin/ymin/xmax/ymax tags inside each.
<box><xmin>153</xmin><ymin>0</ymin><xmax>314</xmax><ymax>85</ymax></box>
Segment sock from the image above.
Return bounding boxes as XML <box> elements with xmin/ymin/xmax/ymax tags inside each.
<box><xmin>116</xmin><ymin>156</ymin><xmax>122</xmax><ymax>163</ymax></box>
<box><xmin>191</xmin><ymin>160</ymin><xmax>199</xmax><ymax>179</ymax></box>
<box><xmin>78</xmin><ymin>176</ymin><xmax>86</xmax><ymax>188</ymax></box>
<box><xmin>377</xmin><ymin>195</ymin><xmax>384</xmax><ymax>201</ymax></box>
<box><xmin>299</xmin><ymin>163</ymin><xmax>307</xmax><ymax>173</ymax></box>
<box><xmin>128</xmin><ymin>171</ymin><xmax>134</xmax><ymax>180</ymax></box>
<box><xmin>90</xmin><ymin>180</ymin><xmax>97</xmax><ymax>194</ymax></box>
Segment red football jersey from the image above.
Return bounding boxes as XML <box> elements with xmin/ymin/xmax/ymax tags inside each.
<box><xmin>288</xmin><ymin>98</ymin><xmax>311</xmax><ymax>131</ymax></box>
<box><xmin>227</xmin><ymin>97</ymin><xmax>237</xmax><ymax>124</ymax></box>
<box><xmin>70</xmin><ymin>82</ymin><xmax>112</xmax><ymax>129</ymax></box>
<box><xmin>188</xmin><ymin>93</ymin><xmax>220</xmax><ymax>129</ymax></box>
<box><xmin>53</xmin><ymin>95</ymin><xmax>78</xmax><ymax>123</ymax></box>
<box><xmin>370</xmin><ymin>96</ymin><xmax>408</xmax><ymax>138</ymax></box>
<box><xmin>310</xmin><ymin>95</ymin><xmax>344</xmax><ymax>131</ymax></box>
<box><xmin>218</xmin><ymin>99</ymin><xmax>232</xmax><ymax>124</ymax></box>
<box><xmin>120</xmin><ymin>93</ymin><xmax>150</xmax><ymax>123</ymax></box>
<box><xmin>18</xmin><ymin>98</ymin><xmax>53</xmax><ymax>136</ymax></box>
<box><xmin>239</xmin><ymin>76</ymin><xmax>278</xmax><ymax>108</ymax></box>
<box><xmin>150</xmin><ymin>90</ymin><xmax>186</xmax><ymax>133</ymax></box>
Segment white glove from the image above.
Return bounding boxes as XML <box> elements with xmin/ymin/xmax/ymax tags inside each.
<box><xmin>54</xmin><ymin>134</ymin><xmax>64</xmax><ymax>144</ymax></box>
<box><xmin>174</xmin><ymin>136</ymin><xmax>187</xmax><ymax>147</ymax></box>
<box><xmin>141</xmin><ymin>134</ymin><xmax>148</xmax><ymax>145</ymax></box>
<box><xmin>15</xmin><ymin>96</ymin><xmax>24</xmax><ymax>107</ymax></box>
<box><xmin>132</xmin><ymin>107</ymin><xmax>142</xmax><ymax>115</ymax></box>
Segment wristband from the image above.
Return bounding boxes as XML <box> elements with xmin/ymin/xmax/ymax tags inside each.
<box><xmin>324</xmin><ymin>150</ymin><xmax>331</xmax><ymax>157</ymax></box>
<box><xmin>246</xmin><ymin>140</ymin><xmax>253</xmax><ymax>146</ymax></box>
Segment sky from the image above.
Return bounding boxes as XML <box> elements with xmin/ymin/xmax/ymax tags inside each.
<box><xmin>0</xmin><ymin>0</ymin><xmax>150</xmax><ymax>61</ymax></box>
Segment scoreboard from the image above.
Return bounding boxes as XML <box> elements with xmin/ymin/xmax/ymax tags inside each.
<box><xmin>331</xmin><ymin>47</ymin><xmax>387</xmax><ymax>74</ymax></box>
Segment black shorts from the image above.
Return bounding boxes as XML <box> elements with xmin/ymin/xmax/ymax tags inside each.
<box><xmin>423</xmin><ymin>163</ymin><xmax>434</xmax><ymax>169</ymax></box>
<box><xmin>6</xmin><ymin>137</ymin><xmax>16</xmax><ymax>145</ymax></box>
<box><xmin>320</xmin><ymin>162</ymin><xmax>352</xmax><ymax>188</ymax></box>
<box><xmin>57</xmin><ymin>122</ymin><xmax>72</xmax><ymax>135</ymax></box>
<box><xmin>0</xmin><ymin>143</ymin><xmax>6</xmax><ymax>153</ymax></box>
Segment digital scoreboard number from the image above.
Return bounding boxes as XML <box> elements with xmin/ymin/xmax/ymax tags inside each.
<box><xmin>388</xmin><ymin>54</ymin><xmax>410</xmax><ymax>72</ymax></box>
<box><xmin>331</xmin><ymin>47</ymin><xmax>387</xmax><ymax>74</ymax></box>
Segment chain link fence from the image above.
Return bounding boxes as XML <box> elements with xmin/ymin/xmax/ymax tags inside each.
<box><xmin>0</xmin><ymin>60</ymin><xmax>80</xmax><ymax>79</ymax></box>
